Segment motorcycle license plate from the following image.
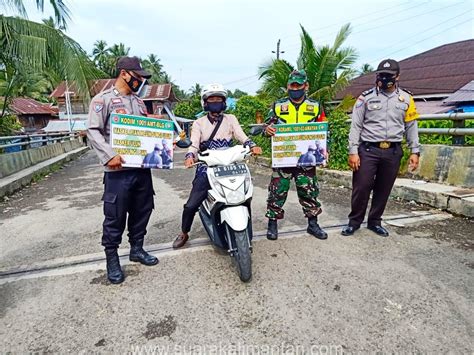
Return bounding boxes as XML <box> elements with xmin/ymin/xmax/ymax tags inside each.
<box><xmin>213</xmin><ymin>163</ymin><xmax>247</xmax><ymax>177</ymax></box>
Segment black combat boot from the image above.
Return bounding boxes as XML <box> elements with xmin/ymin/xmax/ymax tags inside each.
<box><xmin>307</xmin><ymin>217</ymin><xmax>328</xmax><ymax>240</ymax></box>
<box><xmin>105</xmin><ymin>248</ymin><xmax>124</xmax><ymax>284</ymax></box>
<box><xmin>129</xmin><ymin>239</ymin><xmax>159</xmax><ymax>266</ymax></box>
<box><xmin>266</xmin><ymin>219</ymin><xmax>278</xmax><ymax>240</ymax></box>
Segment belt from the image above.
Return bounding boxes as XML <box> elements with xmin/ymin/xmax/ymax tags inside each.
<box><xmin>363</xmin><ymin>141</ymin><xmax>401</xmax><ymax>149</ymax></box>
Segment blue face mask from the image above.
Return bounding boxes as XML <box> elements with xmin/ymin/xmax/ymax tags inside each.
<box><xmin>288</xmin><ymin>88</ymin><xmax>305</xmax><ymax>100</ymax></box>
<box><xmin>205</xmin><ymin>101</ymin><xmax>226</xmax><ymax>113</ymax></box>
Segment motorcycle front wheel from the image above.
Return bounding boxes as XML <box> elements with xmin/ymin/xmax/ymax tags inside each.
<box><xmin>232</xmin><ymin>229</ymin><xmax>252</xmax><ymax>282</ymax></box>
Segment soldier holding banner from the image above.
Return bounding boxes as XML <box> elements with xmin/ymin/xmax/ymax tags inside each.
<box><xmin>263</xmin><ymin>70</ymin><xmax>328</xmax><ymax>241</ymax></box>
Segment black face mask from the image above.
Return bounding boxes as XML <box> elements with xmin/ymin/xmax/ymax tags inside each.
<box><xmin>124</xmin><ymin>72</ymin><xmax>143</xmax><ymax>92</ymax></box>
<box><xmin>288</xmin><ymin>88</ymin><xmax>305</xmax><ymax>100</ymax></box>
<box><xmin>376</xmin><ymin>74</ymin><xmax>397</xmax><ymax>90</ymax></box>
<box><xmin>205</xmin><ymin>101</ymin><xmax>226</xmax><ymax>113</ymax></box>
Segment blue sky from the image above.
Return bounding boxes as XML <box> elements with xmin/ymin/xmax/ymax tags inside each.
<box><xmin>7</xmin><ymin>0</ymin><xmax>474</xmax><ymax>94</ymax></box>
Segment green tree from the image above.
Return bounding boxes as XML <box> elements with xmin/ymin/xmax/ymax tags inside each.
<box><xmin>141</xmin><ymin>54</ymin><xmax>163</xmax><ymax>84</ymax></box>
<box><xmin>358</xmin><ymin>63</ymin><xmax>374</xmax><ymax>75</ymax></box>
<box><xmin>0</xmin><ymin>0</ymin><xmax>101</xmax><ymax>126</ymax></box>
<box><xmin>259</xmin><ymin>24</ymin><xmax>357</xmax><ymax>104</ymax></box>
<box><xmin>189</xmin><ymin>83</ymin><xmax>202</xmax><ymax>97</ymax></box>
<box><xmin>92</xmin><ymin>40</ymin><xmax>110</xmax><ymax>73</ymax></box>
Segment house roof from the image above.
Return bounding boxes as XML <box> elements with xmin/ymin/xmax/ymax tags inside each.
<box><xmin>444</xmin><ymin>80</ymin><xmax>474</xmax><ymax>104</ymax></box>
<box><xmin>10</xmin><ymin>97</ymin><xmax>58</xmax><ymax>115</ymax></box>
<box><xmin>50</xmin><ymin>80</ymin><xmax>177</xmax><ymax>101</ymax></box>
<box><xmin>336</xmin><ymin>39</ymin><xmax>474</xmax><ymax>100</ymax></box>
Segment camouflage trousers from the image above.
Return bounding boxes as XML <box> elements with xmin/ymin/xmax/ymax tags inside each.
<box><xmin>266</xmin><ymin>167</ymin><xmax>322</xmax><ymax>220</ymax></box>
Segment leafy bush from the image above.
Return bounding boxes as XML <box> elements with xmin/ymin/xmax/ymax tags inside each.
<box><xmin>327</xmin><ymin>109</ymin><xmax>350</xmax><ymax>170</ymax></box>
<box><xmin>0</xmin><ymin>114</ymin><xmax>22</xmax><ymax>136</ymax></box>
<box><xmin>231</xmin><ymin>95</ymin><xmax>272</xmax><ymax>156</ymax></box>
<box><xmin>173</xmin><ymin>96</ymin><xmax>202</xmax><ymax>119</ymax></box>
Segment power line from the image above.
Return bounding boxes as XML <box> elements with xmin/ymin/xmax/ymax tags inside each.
<box><xmin>284</xmin><ymin>1</ymin><xmax>465</xmax><ymax>52</ymax></box>
<box><xmin>372</xmin><ymin>17</ymin><xmax>473</xmax><ymax>63</ymax></box>
<box><xmin>279</xmin><ymin>0</ymin><xmax>414</xmax><ymax>41</ymax></box>
<box><xmin>365</xmin><ymin>11</ymin><xmax>470</xmax><ymax>62</ymax></box>
<box><xmin>222</xmin><ymin>2</ymin><xmax>472</xmax><ymax>90</ymax></box>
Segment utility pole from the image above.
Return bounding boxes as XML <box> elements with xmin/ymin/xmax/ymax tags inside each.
<box><xmin>272</xmin><ymin>39</ymin><xmax>285</xmax><ymax>59</ymax></box>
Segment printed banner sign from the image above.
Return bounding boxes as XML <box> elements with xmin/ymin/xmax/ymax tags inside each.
<box><xmin>271</xmin><ymin>122</ymin><xmax>328</xmax><ymax>168</ymax></box>
<box><xmin>110</xmin><ymin>113</ymin><xmax>174</xmax><ymax>169</ymax></box>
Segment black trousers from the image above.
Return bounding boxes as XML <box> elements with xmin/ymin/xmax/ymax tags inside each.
<box><xmin>348</xmin><ymin>144</ymin><xmax>403</xmax><ymax>227</ymax></box>
<box><xmin>102</xmin><ymin>169</ymin><xmax>154</xmax><ymax>250</ymax></box>
<box><xmin>182</xmin><ymin>174</ymin><xmax>211</xmax><ymax>233</ymax></box>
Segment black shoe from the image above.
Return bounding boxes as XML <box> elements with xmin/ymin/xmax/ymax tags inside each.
<box><xmin>130</xmin><ymin>239</ymin><xmax>159</xmax><ymax>266</ymax></box>
<box><xmin>105</xmin><ymin>249</ymin><xmax>124</xmax><ymax>284</ymax></box>
<box><xmin>341</xmin><ymin>225</ymin><xmax>360</xmax><ymax>236</ymax></box>
<box><xmin>307</xmin><ymin>217</ymin><xmax>328</xmax><ymax>240</ymax></box>
<box><xmin>266</xmin><ymin>219</ymin><xmax>278</xmax><ymax>240</ymax></box>
<box><xmin>368</xmin><ymin>225</ymin><xmax>389</xmax><ymax>237</ymax></box>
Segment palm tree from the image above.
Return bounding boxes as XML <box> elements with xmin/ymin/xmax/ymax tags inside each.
<box><xmin>3</xmin><ymin>0</ymin><xmax>71</xmax><ymax>29</ymax></box>
<box><xmin>103</xmin><ymin>43</ymin><xmax>130</xmax><ymax>76</ymax></box>
<box><xmin>92</xmin><ymin>40</ymin><xmax>110</xmax><ymax>73</ymax></box>
<box><xmin>42</xmin><ymin>15</ymin><xmax>65</xmax><ymax>30</ymax></box>
<box><xmin>189</xmin><ymin>83</ymin><xmax>202</xmax><ymax>97</ymax></box>
<box><xmin>358</xmin><ymin>63</ymin><xmax>374</xmax><ymax>75</ymax></box>
<box><xmin>259</xmin><ymin>24</ymin><xmax>358</xmax><ymax>104</ymax></box>
<box><xmin>0</xmin><ymin>0</ymin><xmax>101</xmax><ymax>118</ymax></box>
<box><xmin>141</xmin><ymin>54</ymin><xmax>163</xmax><ymax>83</ymax></box>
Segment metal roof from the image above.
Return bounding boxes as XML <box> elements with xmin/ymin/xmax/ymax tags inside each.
<box><xmin>444</xmin><ymin>80</ymin><xmax>474</xmax><ymax>104</ymax></box>
<box><xmin>337</xmin><ymin>39</ymin><xmax>474</xmax><ymax>99</ymax></box>
<box><xmin>10</xmin><ymin>98</ymin><xmax>57</xmax><ymax>115</ymax></box>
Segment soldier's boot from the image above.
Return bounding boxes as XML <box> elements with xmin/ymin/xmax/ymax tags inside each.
<box><xmin>105</xmin><ymin>248</ymin><xmax>125</xmax><ymax>284</ymax></box>
<box><xmin>266</xmin><ymin>219</ymin><xmax>278</xmax><ymax>240</ymax></box>
<box><xmin>129</xmin><ymin>239</ymin><xmax>159</xmax><ymax>266</ymax></box>
<box><xmin>307</xmin><ymin>217</ymin><xmax>328</xmax><ymax>240</ymax></box>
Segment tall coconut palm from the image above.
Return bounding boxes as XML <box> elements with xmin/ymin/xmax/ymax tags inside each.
<box><xmin>259</xmin><ymin>24</ymin><xmax>358</xmax><ymax>104</ymax></box>
<box><xmin>0</xmin><ymin>0</ymin><xmax>101</xmax><ymax>119</ymax></box>
<box><xmin>3</xmin><ymin>0</ymin><xmax>71</xmax><ymax>29</ymax></box>
<box><xmin>92</xmin><ymin>40</ymin><xmax>110</xmax><ymax>72</ymax></box>
<box><xmin>141</xmin><ymin>54</ymin><xmax>163</xmax><ymax>83</ymax></box>
<box><xmin>189</xmin><ymin>83</ymin><xmax>202</xmax><ymax>97</ymax></box>
<box><xmin>358</xmin><ymin>63</ymin><xmax>374</xmax><ymax>75</ymax></box>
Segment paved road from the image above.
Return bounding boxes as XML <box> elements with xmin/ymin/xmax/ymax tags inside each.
<box><xmin>0</xmin><ymin>150</ymin><xmax>472</xmax><ymax>352</ymax></box>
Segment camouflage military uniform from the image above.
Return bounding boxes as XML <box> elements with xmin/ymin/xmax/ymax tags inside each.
<box><xmin>265</xmin><ymin>96</ymin><xmax>326</xmax><ymax>220</ymax></box>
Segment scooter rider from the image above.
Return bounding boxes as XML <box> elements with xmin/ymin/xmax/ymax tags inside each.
<box><xmin>172</xmin><ymin>83</ymin><xmax>262</xmax><ymax>249</ymax></box>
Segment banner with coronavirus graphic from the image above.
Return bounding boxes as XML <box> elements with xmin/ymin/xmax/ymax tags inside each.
<box><xmin>110</xmin><ymin>113</ymin><xmax>174</xmax><ymax>169</ymax></box>
<box><xmin>271</xmin><ymin>122</ymin><xmax>328</xmax><ymax>168</ymax></box>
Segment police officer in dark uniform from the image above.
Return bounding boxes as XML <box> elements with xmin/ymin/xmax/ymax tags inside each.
<box><xmin>264</xmin><ymin>70</ymin><xmax>328</xmax><ymax>241</ymax></box>
<box><xmin>87</xmin><ymin>56</ymin><xmax>159</xmax><ymax>284</ymax></box>
<box><xmin>341</xmin><ymin>59</ymin><xmax>420</xmax><ymax>237</ymax></box>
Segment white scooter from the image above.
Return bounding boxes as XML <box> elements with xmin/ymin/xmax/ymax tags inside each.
<box><xmin>198</xmin><ymin>145</ymin><xmax>254</xmax><ymax>282</ymax></box>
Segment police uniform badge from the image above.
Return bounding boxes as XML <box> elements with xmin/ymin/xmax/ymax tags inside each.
<box><xmin>112</xmin><ymin>98</ymin><xmax>122</xmax><ymax>104</ymax></box>
<box><xmin>355</xmin><ymin>98</ymin><xmax>364</xmax><ymax>108</ymax></box>
<box><xmin>114</xmin><ymin>108</ymin><xmax>127</xmax><ymax>114</ymax></box>
<box><xmin>398</xmin><ymin>95</ymin><xmax>405</xmax><ymax>102</ymax></box>
<box><xmin>94</xmin><ymin>102</ymin><xmax>103</xmax><ymax>113</ymax></box>
<box><xmin>306</xmin><ymin>105</ymin><xmax>314</xmax><ymax>111</ymax></box>
<box><xmin>281</xmin><ymin>104</ymin><xmax>289</xmax><ymax>112</ymax></box>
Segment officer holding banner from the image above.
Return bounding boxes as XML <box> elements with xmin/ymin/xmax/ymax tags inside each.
<box><xmin>264</xmin><ymin>70</ymin><xmax>328</xmax><ymax>241</ymax></box>
<box><xmin>87</xmin><ymin>56</ymin><xmax>159</xmax><ymax>284</ymax></box>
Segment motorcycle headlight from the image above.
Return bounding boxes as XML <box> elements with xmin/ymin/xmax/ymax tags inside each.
<box><xmin>226</xmin><ymin>189</ymin><xmax>245</xmax><ymax>204</ymax></box>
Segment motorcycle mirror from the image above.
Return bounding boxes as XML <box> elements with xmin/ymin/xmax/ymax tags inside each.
<box><xmin>176</xmin><ymin>137</ymin><xmax>192</xmax><ymax>149</ymax></box>
<box><xmin>249</xmin><ymin>125</ymin><xmax>264</xmax><ymax>136</ymax></box>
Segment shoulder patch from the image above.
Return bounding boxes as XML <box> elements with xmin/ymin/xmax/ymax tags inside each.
<box><xmin>93</xmin><ymin>101</ymin><xmax>104</xmax><ymax>113</ymax></box>
<box><xmin>361</xmin><ymin>88</ymin><xmax>374</xmax><ymax>97</ymax></box>
<box><xmin>400</xmin><ymin>88</ymin><xmax>413</xmax><ymax>96</ymax></box>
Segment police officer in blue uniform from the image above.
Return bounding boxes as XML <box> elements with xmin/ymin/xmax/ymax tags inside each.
<box><xmin>87</xmin><ymin>56</ymin><xmax>159</xmax><ymax>284</ymax></box>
